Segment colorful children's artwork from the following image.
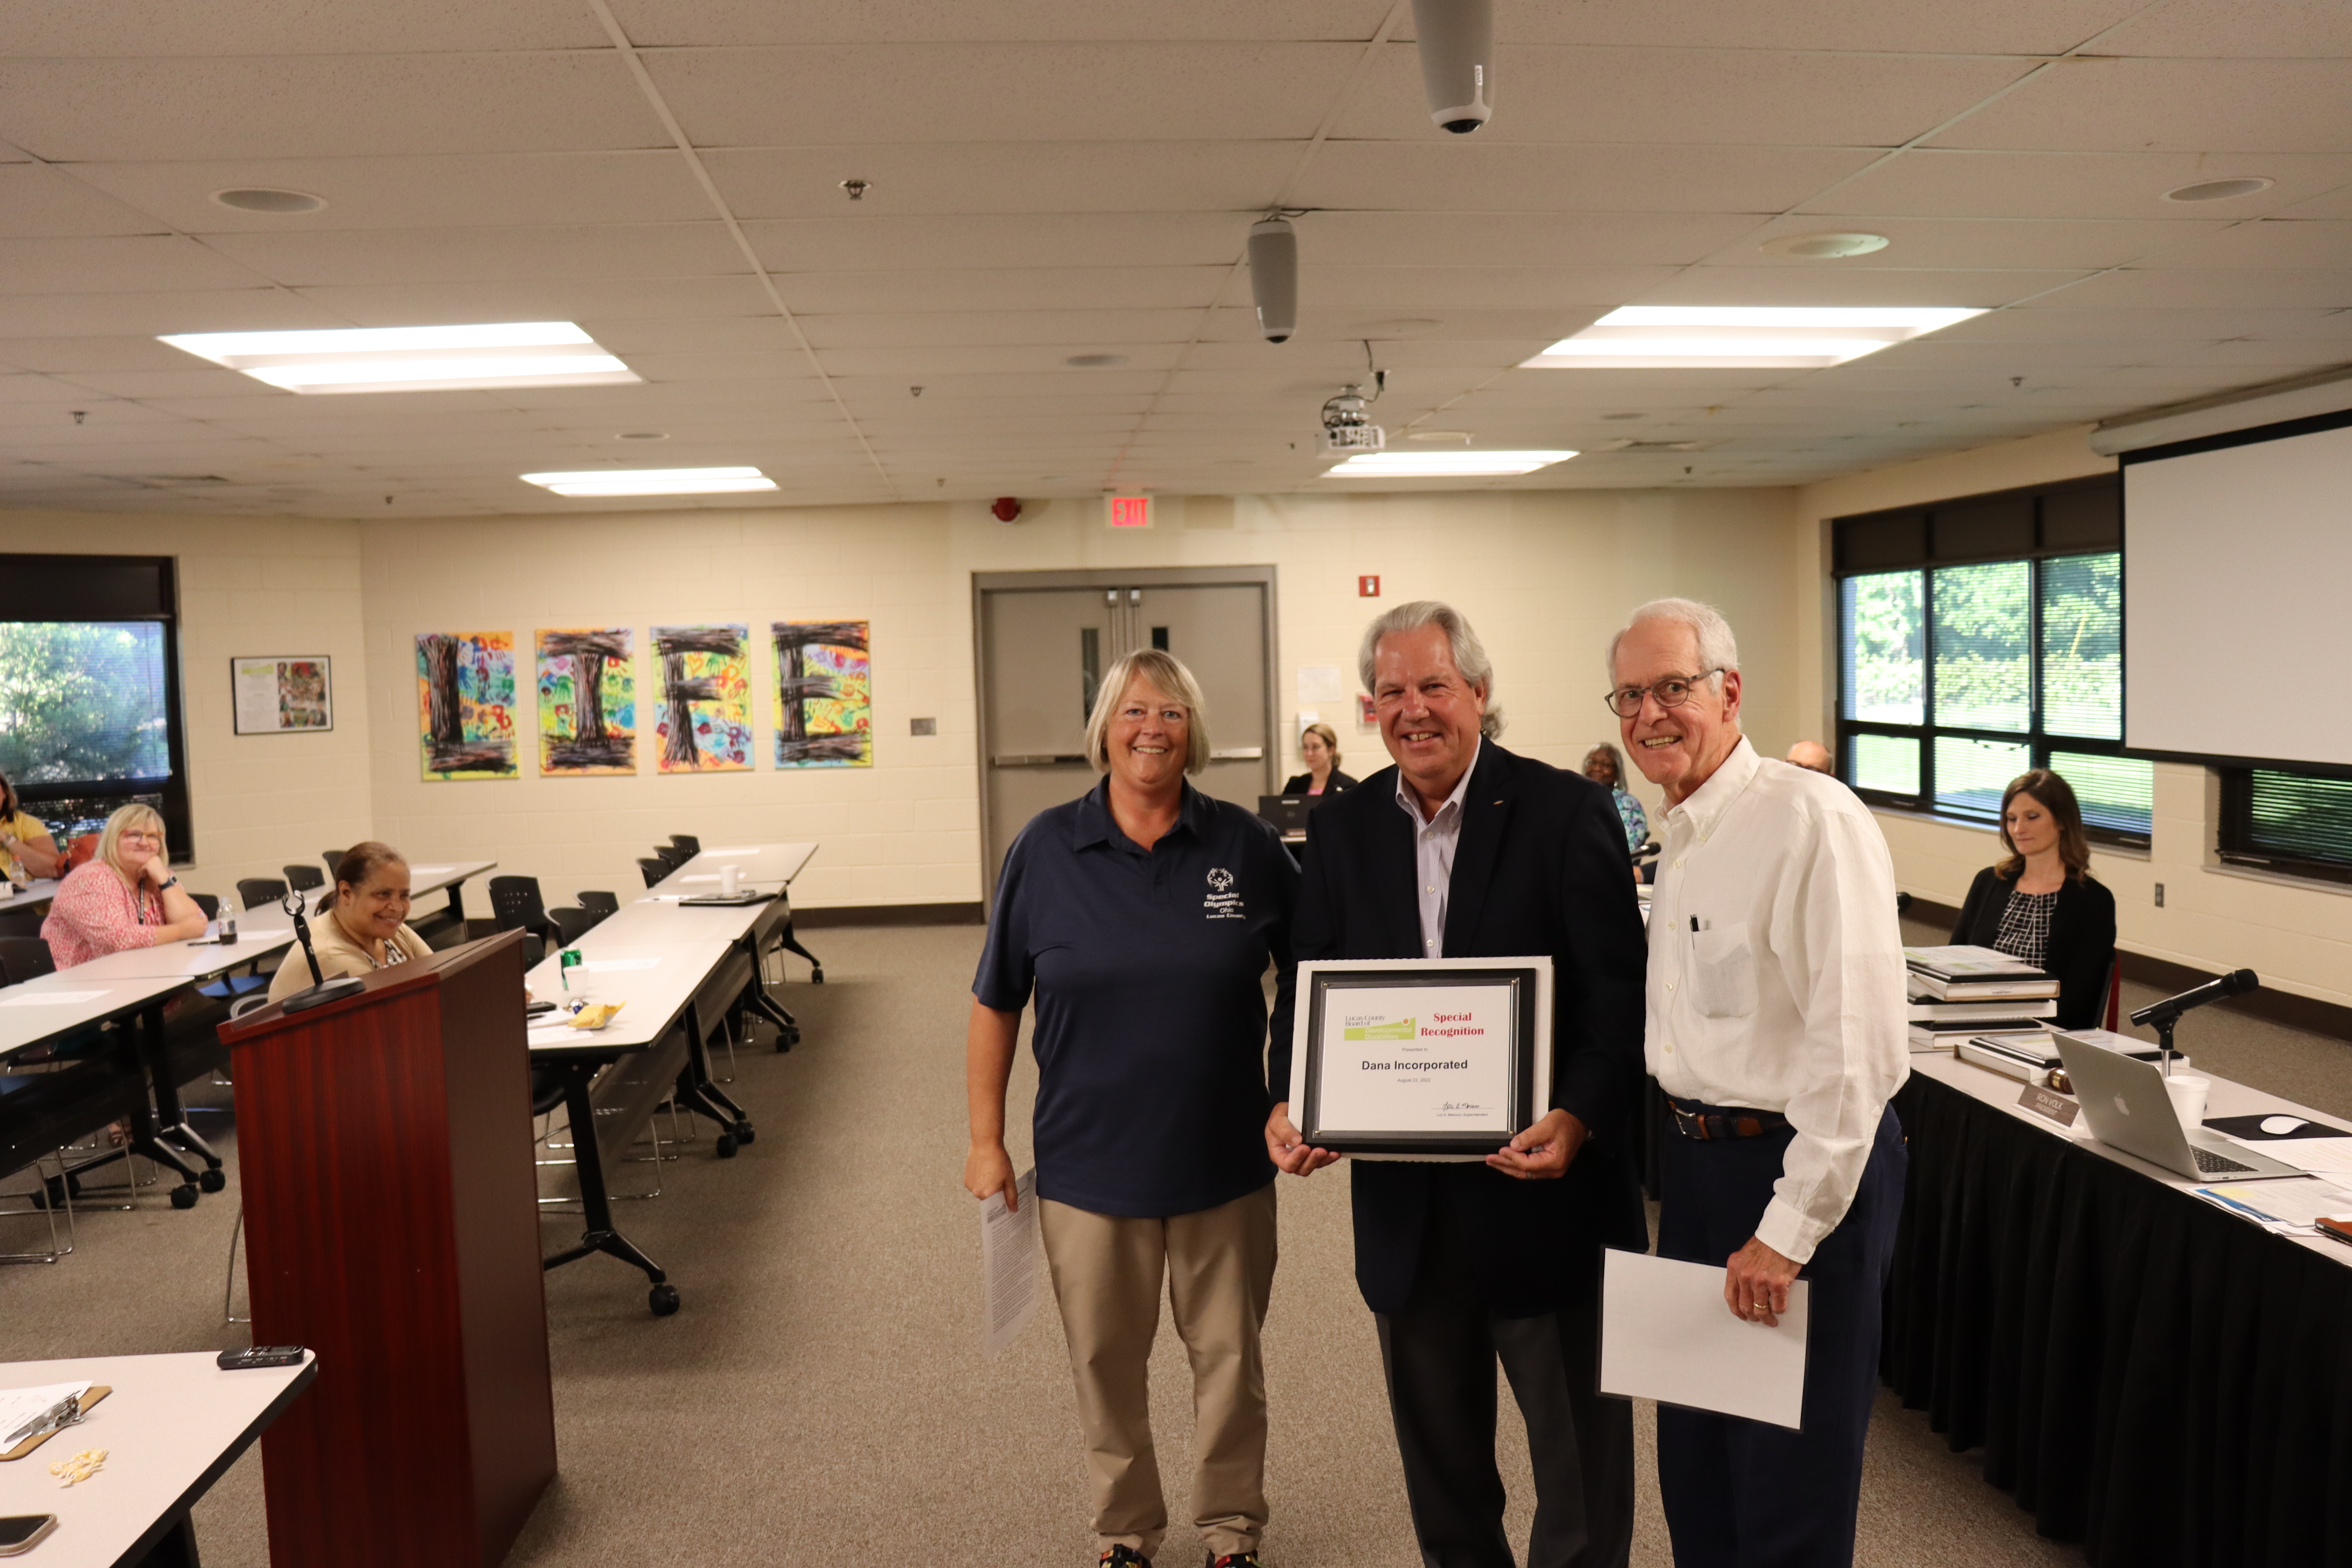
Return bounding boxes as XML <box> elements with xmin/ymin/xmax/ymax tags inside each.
<box><xmin>772</xmin><ymin>621</ymin><xmax>872</xmax><ymax>767</ymax></box>
<box><xmin>652</xmin><ymin>624</ymin><xmax>752</xmax><ymax>773</ymax></box>
<box><xmin>415</xmin><ymin>631</ymin><xmax>517</xmax><ymax>780</ymax></box>
<box><xmin>537</xmin><ymin>628</ymin><xmax>637</xmax><ymax>776</ymax></box>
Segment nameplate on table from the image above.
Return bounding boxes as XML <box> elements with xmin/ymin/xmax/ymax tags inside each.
<box><xmin>2019</xmin><ymin>1083</ymin><xmax>2080</xmax><ymax>1127</ymax></box>
<box><xmin>1289</xmin><ymin>957</ymin><xmax>1552</xmax><ymax>1157</ymax></box>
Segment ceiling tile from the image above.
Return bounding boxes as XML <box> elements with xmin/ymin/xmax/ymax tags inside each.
<box><xmin>0</xmin><ymin>235</ymin><xmax>266</xmax><ymax>294</ymax></box>
<box><xmin>797</xmin><ymin>308</ymin><xmax>1201</xmax><ymax>350</ymax></box>
<box><xmin>778</xmin><ymin>266</ymin><xmax>1230</xmax><ymax>314</ymax></box>
<box><xmin>1330</xmin><ymin>45</ymin><xmax>2031</xmax><ymax>147</ymax></box>
<box><xmin>1808</xmin><ymin>148</ymin><xmax>2352</xmax><ymax>221</ymax></box>
<box><xmin>1293</xmin><ymin>142</ymin><xmax>1881</xmax><ymax>213</ymax></box>
<box><xmin>1718</xmin><ymin>214</ymin><xmax>2226</xmax><ymax>271</ymax></box>
<box><xmin>0</xmin><ymin>288</ymin><xmax>346</xmax><ymax>338</ymax></box>
<box><xmin>290</xmin><ymin>275</ymin><xmax>777</xmax><ymax>325</ymax></box>
<box><xmin>2014</xmin><ymin>269</ymin><xmax>2352</xmax><ymax>309</ymax></box>
<box><xmin>607</xmin><ymin>1</ymin><xmax>1390</xmax><ymax>45</ymax></box>
<box><xmin>1931</xmin><ymin>60</ymin><xmax>2352</xmax><ymax>155</ymax></box>
<box><xmin>1635</xmin><ymin>267</ymin><xmax>2090</xmax><ymax>307</ymax></box>
<box><xmin>0</xmin><ymin>166</ymin><xmax>171</xmax><ymax>239</ymax></box>
<box><xmin>7</xmin><ymin>0</ymin><xmax>611</xmax><ymax>55</ymax></box>
<box><xmin>705</xmin><ymin>143</ymin><xmax>1298</xmax><ymax>218</ymax></box>
<box><xmin>646</xmin><ymin>44</ymin><xmax>1359</xmax><ymax>146</ymax></box>
<box><xmin>2092</xmin><ymin>0</ymin><xmax>2352</xmax><ymax>58</ymax></box>
<box><xmin>75</xmin><ymin>152</ymin><xmax>711</xmax><ymax>234</ymax></box>
<box><xmin>206</xmin><ymin>223</ymin><xmax>746</xmax><ymax>288</ymax></box>
<box><xmin>2126</xmin><ymin>219</ymin><xmax>2352</xmax><ymax>272</ymax></box>
<box><xmin>0</xmin><ymin>54</ymin><xmax>668</xmax><ymax>162</ymax></box>
<box><xmin>1303</xmin><ymin>264</ymin><xmax>1676</xmax><ymax>311</ymax></box>
<box><xmin>746</xmin><ymin>213</ymin><xmax>1247</xmax><ymax>272</ymax></box>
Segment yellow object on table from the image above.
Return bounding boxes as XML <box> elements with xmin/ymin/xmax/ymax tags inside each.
<box><xmin>567</xmin><ymin>1001</ymin><xmax>625</xmax><ymax>1029</ymax></box>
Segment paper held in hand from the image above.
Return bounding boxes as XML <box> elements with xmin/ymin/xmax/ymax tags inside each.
<box><xmin>980</xmin><ymin>1167</ymin><xmax>1043</xmax><ymax>1358</ymax></box>
<box><xmin>1600</xmin><ymin>1249</ymin><xmax>1810</xmax><ymax>1430</ymax></box>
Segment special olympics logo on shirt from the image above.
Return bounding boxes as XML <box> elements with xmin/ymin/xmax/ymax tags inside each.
<box><xmin>1203</xmin><ymin>866</ymin><xmax>1244</xmax><ymax>920</ymax></box>
<box><xmin>1207</xmin><ymin>867</ymin><xmax>1235</xmax><ymax>892</ymax></box>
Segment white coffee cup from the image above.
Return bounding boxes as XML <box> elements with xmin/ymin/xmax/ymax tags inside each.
<box><xmin>719</xmin><ymin>864</ymin><xmax>741</xmax><ymax>897</ymax></box>
<box><xmin>2163</xmin><ymin>1073</ymin><xmax>2211</xmax><ymax>1135</ymax></box>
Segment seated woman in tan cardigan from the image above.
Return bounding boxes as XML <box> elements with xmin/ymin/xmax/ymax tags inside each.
<box><xmin>267</xmin><ymin>841</ymin><xmax>433</xmax><ymax>1004</ymax></box>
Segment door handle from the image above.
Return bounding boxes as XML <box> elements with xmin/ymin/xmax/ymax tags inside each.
<box><xmin>1208</xmin><ymin>747</ymin><xmax>1263</xmax><ymax>761</ymax></box>
<box><xmin>991</xmin><ymin>754</ymin><xmax>1089</xmax><ymax>767</ymax></box>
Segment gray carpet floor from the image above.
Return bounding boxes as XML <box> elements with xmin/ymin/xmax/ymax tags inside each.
<box><xmin>2</xmin><ymin>921</ymin><xmax>2338</xmax><ymax>1567</ymax></box>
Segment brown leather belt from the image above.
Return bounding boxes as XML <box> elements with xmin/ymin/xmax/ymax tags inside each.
<box><xmin>1666</xmin><ymin>1098</ymin><xmax>1790</xmax><ymax>1142</ymax></box>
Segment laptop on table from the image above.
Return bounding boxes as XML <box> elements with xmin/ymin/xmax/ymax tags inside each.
<box><xmin>2054</xmin><ymin>1033</ymin><xmax>2306</xmax><ymax>1182</ymax></box>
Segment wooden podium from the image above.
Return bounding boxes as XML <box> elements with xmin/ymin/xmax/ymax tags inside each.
<box><xmin>222</xmin><ymin>931</ymin><xmax>555</xmax><ymax>1568</ymax></box>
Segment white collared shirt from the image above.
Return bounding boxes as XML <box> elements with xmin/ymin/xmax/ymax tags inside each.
<box><xmin>1645</xmin><ymin>736</ymin><xmax>1909</xmax><ymax>1263</ymax></box>
<box><xmin>1394</xmin><ymin>738</ymin><xmax>1482</xmax><ymax>958</ymax></box>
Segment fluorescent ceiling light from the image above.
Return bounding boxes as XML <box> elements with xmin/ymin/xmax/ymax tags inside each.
<box><xmin>158</xmin><ymin>321</ymin><xmax>641</xmax><ymax>394</ymax></box>
<box><xmin>1522</xmin><ymin>306</ymin><xmax>1985</xmax><ymax>369</ymax></box>
<box><xmin>521</xmin><ymin>466</ymin><xmax>777</xmax><ymax>497</ymax></box>
<box><xmin>1323</xmin><ymin>450</ymin><xmax>1577</xmax><ymax>477</ymax></box>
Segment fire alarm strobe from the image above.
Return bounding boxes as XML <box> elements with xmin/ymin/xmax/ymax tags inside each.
<box><xmin>1359</xmin><ymin>575</ymin><xmax>1381</xmax><ymax>597</ymax></box>
<box><xmin>991</xmin><ymin>497</ymin><xmax>1022</xmax><ymax>523</ymax></box>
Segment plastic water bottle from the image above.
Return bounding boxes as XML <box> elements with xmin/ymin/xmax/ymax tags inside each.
<box><xmin>220</xmin><ymin>889</ymin><xmax>239</xmax><ymax>946</ymax></box>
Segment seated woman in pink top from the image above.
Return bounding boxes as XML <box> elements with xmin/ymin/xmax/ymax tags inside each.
<box><xmin>41</xmin><ymin>804</ymin><xmax>209</xmax><ymax>969</ymax></box>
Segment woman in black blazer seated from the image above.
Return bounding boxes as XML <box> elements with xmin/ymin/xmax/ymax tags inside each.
<box><xmin>1951</xmin><ymin>768</ymin><xmax>2118</xmax><ymax>1030</ymax></box>
<box><xmin>1281</xmin><ymin>720</ymin><xmax>1359</xmax><ymax>796</ymax></box>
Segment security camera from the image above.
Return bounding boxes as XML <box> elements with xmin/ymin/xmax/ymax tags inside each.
<box><xmin>1248</xmin><ymin>218</ymin><xmax>1298</xmax><ymax>344</ymax></box>
<box><xmin>1414</xmin><ymin>0</ymin><xmax>1493</xmax><ymax>133</ymax></box>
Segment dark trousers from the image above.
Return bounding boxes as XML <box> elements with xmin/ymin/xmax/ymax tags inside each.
<box><xmin>1374</xmin><ymin>1204</ymin><xmax>1634</xmax><ymax>1568</ymax></box>
<box><xmin>1654</xmin><ymin>1103</ymin><xmax>1904</xmax><ymax>1568</ymax></box>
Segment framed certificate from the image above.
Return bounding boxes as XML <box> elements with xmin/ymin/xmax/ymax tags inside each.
<box><xmin>1287</xmin><ymin>956</ymin><xmax>1554</xmax><ymax>1157</ymax></box>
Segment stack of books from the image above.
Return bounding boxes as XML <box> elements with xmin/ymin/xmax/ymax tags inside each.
<box><xmin>1955</xmin><ymin>1025</ymin><xmax>2172</xmax><ymax>1083</ymax></box>
<box><xmin>1904</xmin><ymin>944</ymin><xmax>2058</xmax><ymax>1054</ymax></box>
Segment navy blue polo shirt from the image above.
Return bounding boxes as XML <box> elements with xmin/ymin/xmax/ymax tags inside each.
<box><xmin>975</xmin><ymin>778</ymin><xmax>1298</xmax><ymax>1218</ymax></box>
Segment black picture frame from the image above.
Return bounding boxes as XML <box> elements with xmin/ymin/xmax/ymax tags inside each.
<box><xmin>1298</xmin><ymin>967</ymin><xmax>1539</xmax><ymax>1155</ymax></box>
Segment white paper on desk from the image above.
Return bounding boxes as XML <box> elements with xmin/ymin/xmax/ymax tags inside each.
<box><xmin>0</xmin><ymin>990</ymin><xmax>106</xmax><ymax>1007</ymax></box>
<box><xmin>579</xmin><ymin>958</ymin><xmax>662</xmax><ymax>973</ymax></box>
<box><xmin>1600</xmin><ymin>1249</ymin><xmax>1809</xmax><ymax>1430</ymax></box>
<box><xmin>0</xmin><ymin>1382</ymin><xmax>88</xmax><ymax>1446</ymax></box>
<box><xmin>980</xmin><ymin>1168</ymin><xmax>1043</xmax><ymax>1358</ymax></box>
<box><xmin>2192</xmin><ymin>1178</ymin><xmax>2352</xmax><ymax>1230</ymax></box>
<box><xmin>2229</xmin><ymin>1136</ymin><xmax>2352</xmax><ymax>1175</ymax></box>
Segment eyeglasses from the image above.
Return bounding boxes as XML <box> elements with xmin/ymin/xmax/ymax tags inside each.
<box><xmin>120</xmin><ymin>831</ymin><xmax>164</xmax><ymax>845</ymax></box>
<box><xmin>1604</xmin><ymin>669</ymin><xmax>1725</xmax><ymax>719</ymax></box>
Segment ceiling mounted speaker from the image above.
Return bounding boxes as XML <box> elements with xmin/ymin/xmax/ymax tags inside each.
<box><xmin>1759</xmin><ymin>231</ymin><xmax>1890</xmax><ymax>260</ymax></box>
<box><xmin>1414</xmin><ymin>0</ymin><xmax>1494</xmax><ymax>133</ymax></box>
<box><xmin>1248</xmin><ymin>218</ymin><xmax>1298</xmax><ymax>344</ymax></box>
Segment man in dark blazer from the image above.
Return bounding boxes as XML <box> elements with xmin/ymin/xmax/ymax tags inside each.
<box><xmin>1266</xmin><ymin>601</ymin><xmax>1649</xmax><ymax>1568</ymax></box>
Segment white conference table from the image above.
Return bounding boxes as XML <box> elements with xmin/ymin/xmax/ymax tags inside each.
<box><xmin>0</xmin><ymin>1350</ymin><xmax>315</xmax><ymax>1567</ymax></box>
<box><xmin>666</xmin><ymin>841</ymin><xmax>817</xmax><ymax>888</ymax></box>
<box><xmin>1913</xmin><ymin>1051</ymin><xmax>2352</xmax><ymax>1269</ymax></box>
<box><xmin>0</xmin><ymin>970</ymin><xmax>187</xmax><ymax>1066</ymax></box>
<box><xmin>0</xmin><ymin>877</ymin><xmax>61</xmax><ymax>914</ymax></box>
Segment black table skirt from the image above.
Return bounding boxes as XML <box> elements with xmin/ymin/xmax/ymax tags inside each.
<box><xmin>1884</xmin><ymin>1073</ymin><xmax>2352</xmax><ymax>1566</ymax></box>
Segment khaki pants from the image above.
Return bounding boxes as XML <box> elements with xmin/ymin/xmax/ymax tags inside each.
<box><xmin>1040</xmin><ymin>1183</ymin><xmax>1279</xmax><ymax>1561</ymax></box>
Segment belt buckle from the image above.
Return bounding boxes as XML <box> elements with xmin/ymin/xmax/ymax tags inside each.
<box><xmin>1670</xmin><ymin>1100</ymin><xmax>1710</xmax><ymax>1141</ymax></box>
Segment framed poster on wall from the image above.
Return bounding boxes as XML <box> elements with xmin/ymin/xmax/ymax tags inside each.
<box><xmin>230</xmin><ymin>655</ymin><xmax>334</xmax><ymax>735</ymax></box>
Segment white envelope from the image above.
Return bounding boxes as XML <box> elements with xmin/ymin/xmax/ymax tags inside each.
<box><xmin>1599</xmin><ymin>1249</ymin><xmax>1809</xmax><ymax>1430</ymax></box>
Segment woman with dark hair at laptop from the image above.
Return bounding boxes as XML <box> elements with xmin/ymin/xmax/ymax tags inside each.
<box><xmin>1950</xmin><ymin>768</ymin><xmax>2117</xmax><ymax>1030</ymax></box>
<box><xmin>1281</xmin><ymin>721</ymin><xmax>1357</xmax><ymax>796</ymax></box>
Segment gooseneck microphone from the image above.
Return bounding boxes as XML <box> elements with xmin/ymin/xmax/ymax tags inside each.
<box><xmin>2130</xmin><ymin>968</ymin><xmax>2258</xmax><ymax>1029</ymax></box>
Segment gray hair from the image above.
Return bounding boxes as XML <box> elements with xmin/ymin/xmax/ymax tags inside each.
<box><xmin>1605</xmin><ymin>597</ymin><xmax>1740</xmax><ymax>689</ymax></box>
<box><xmin>1358</xmin><ymin>599</ymin><xmax>1506</xmax><ymax>740</ymax></box>
<box><xmin>1083</xmin><ymin>648</ymin><xmax>1213</xmax><ymax>775</ymax></box>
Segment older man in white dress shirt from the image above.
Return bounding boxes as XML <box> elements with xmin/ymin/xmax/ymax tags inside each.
<box><xmin>1607</xmin><ymin>597</ymin><xmax>1908</xmax><ymax>1568</ymax></box>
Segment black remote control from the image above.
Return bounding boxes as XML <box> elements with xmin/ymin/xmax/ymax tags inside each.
<box><xmin>217</xmin><ymin>1346</ymin><xmax>306</xmax><ymax>1370</ymax></box>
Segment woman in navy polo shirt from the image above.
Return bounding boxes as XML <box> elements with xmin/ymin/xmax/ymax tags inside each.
<box><xmin>965</xmin><ymin>649</ymin><xmax>1298</xmax><ymax>1568</ymax></box>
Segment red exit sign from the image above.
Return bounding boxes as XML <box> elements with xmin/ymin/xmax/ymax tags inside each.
<box><xmin>1105</xmin><ymin>494</ymin><xmax>1153</xmax><ymax>529</ymax></box>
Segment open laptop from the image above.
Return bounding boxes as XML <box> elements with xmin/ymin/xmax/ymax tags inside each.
<box><xmin>2054</xmin><ymin>1033</ymin><xmax>2306</xmax><ymax>1181</ymax></box>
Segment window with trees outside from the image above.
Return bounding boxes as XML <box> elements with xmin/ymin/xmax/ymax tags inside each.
<box><xmin>1834</xmin><ymin>478</ymin><xmax>2153</xmax><ymax>846</ymax></box>
<box><xmin>0</xmin><ymin>557</ymin><xmax>191</xmax><ymax>857</ymax></box>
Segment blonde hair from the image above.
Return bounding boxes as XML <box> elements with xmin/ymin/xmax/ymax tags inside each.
<box><xmin>98</xmin><ymin>803</ymin><xmax>166</xmax><ymax>878</ymax></box>
<box><xmin>1083</xmin><ymin>650</ymin><xmax>1212</xmax><ymax>775</ymax></box>
<box><xmin>1301</xmin><ymin>721</ymin><xmax>1341</xmax><ymax>768</ymax></box>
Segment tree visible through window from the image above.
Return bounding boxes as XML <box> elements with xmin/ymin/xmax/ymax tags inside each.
<box><xmin>1838</xmin><ymin>550</ymin><xmax>2151</xmax><ymax>842</ymax></box>
<box><xmin>0</xmin><ymin>623</ymin><xmax>171</xmax><ymax>788</ymax></box>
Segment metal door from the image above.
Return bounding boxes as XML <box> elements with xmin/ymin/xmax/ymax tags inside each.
<box><xmin>975</xmin><ymin>566</ymin><xmax>1278</xmax><ymax>905</ymax></box>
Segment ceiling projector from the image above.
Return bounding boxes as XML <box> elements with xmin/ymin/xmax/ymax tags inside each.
<box><xmin>1319</xmin><ymin>384</ymin><xmax>1386</xmax><ymax>454</ymax></box>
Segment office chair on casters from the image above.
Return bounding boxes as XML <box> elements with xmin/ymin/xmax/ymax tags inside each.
<box><xmin>577</xmin><ymin>890</ymin><xmax>620</xmax><ymax>918</ymax></box>
<box><xmin>320</xmin><ymin>849</ymin><xmax>344</xmax><ymax>880</ymax></box>
<box><xmin>549</xmin><ymin>907</ymin><xmax>596</xmax><ymax>948</ymax></box>
<box><xmin>283</xmin><ymin>865</ymin><xmax>324</xmax><ymax>894</ymax></box>
<box><xmin>235</xmin><ymin>877</ymin><xmax>289</xmax><ymax>914</ymax></box>
<box><xmin>0</xmin><ymin>938</ymin><xmax>55</xmax><ymax>988</ymax></box>
<box><xmin>651</xmin><ymin>844</ymin><xmax>690</xmax><ymax>873</ymax></box>
<box><xmin>636</xmin><ymin>859</ymin><xmax>669</xmax><ymax>890</ymax></box>
<box><xmin>668</xmin><ymin>835</ymin><xmax>700</xmax><ymax>857</ymax></box>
